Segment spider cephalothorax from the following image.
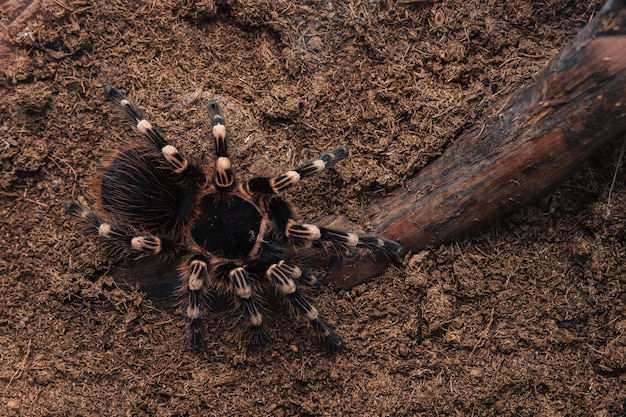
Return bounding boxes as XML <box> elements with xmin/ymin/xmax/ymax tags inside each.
<box><xmin>65</xmin><ymin>86</ymin><xmax>404</xmax><ymax>351</ymax></box>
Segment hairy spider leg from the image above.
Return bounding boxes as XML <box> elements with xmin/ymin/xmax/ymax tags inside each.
<box><xmin>206</xmin><ymin>100</ymin><xmax>234</xmax><ymax>190</ymax></box>
<box><xmin>265</xmin><ymin>197</ymin><xmax>405</xmax><ymax>258</ymax></box>
<box><xmin>183</xmin><ymin>258</ymin><xmax>269</xmax><ymax>349</ymax></box>
<box><xmin>287</xmin><ymin>222</ymin><xmax>405</xmax><ymax>258</ymax></box>
<box><xmin>264</xmin><ymin>260</ymin><xmax>343</xmax><ymax>349</ymax></box>
<box><xmin>64</xmin><ymin>201</ymin><xmax>180</xmax><ymax>258</ymax></box>
<box><xmin>242</xmin><ymin>146</ymin><xmax>348</xmax><ymax>195</ymax></box>
<box><xmin>103</xmin><ymin>85</ymin><xmax>205</xmax><ymax>187</ymax></box>
<box><xmin>180</xmin><ymin>254</ymin><xmax>210</xmax><ymax>351</ymax></box>
<box><xmin>224</xmin><ymin>265</ymin><xmax>268</xmax><ymax>345</ymax></box>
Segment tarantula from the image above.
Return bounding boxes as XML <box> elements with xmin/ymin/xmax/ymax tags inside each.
<box><xmin>65</xmin><ymin>86</ymin><xmax>404</xmax><ymax>351</ymax></box>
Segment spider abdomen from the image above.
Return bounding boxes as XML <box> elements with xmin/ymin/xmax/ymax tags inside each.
<box><xmin>191</xmin><ymin>193</ymin><xmax>262</xmax><ymax>259</ymax></box>
<box><xmin>99</xmin><ymin>147</ymin><xmax>197</xmax><ymax>235</ymax></box>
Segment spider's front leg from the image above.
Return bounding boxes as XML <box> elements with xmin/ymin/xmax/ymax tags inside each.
<box><xmin>266</xmin><ymin>197</ymin><xmax>405</xmax><ymax>258</ymax></box>
<box><xmin>225</xmin><ymin>266</ymin><xmax>268</xmax><ymax>346</ymax></box>
<box><xmin>180</xmin><ymin>255</ymin><xmax>210</xmax><ymax>351</ymax></box>
<box><xmin>181</xmin><ymin>255</ymin><xmax>269</xmax><ymax>351</ymax></box>
<box><xmin>264</xmin><ymin>260</ymin><xmax>344</xmax><ymax>350</ymax></box>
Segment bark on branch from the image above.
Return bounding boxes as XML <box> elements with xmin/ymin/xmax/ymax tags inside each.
<box><xmin>325</xmin><ymin>0</ymin><xmax>626</xmax><ymax>288</ymax></box>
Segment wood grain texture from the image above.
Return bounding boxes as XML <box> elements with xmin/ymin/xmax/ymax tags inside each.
<box><xmin>326</xmin><ymin>0</ymin><xmax>626</xmax><ymax>288</ymax></box>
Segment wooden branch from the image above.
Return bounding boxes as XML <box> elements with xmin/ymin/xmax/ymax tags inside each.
<box><xmin>325</xmin><ymin>0</ymin><xmax>626</xmax><ymax>288</ymax></box>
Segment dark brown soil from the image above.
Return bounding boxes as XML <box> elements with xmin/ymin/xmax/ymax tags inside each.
<box><xmin>1</xmin><ymin>0</ymin><xmax>625</xmax><ymax>415</ymax></box>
